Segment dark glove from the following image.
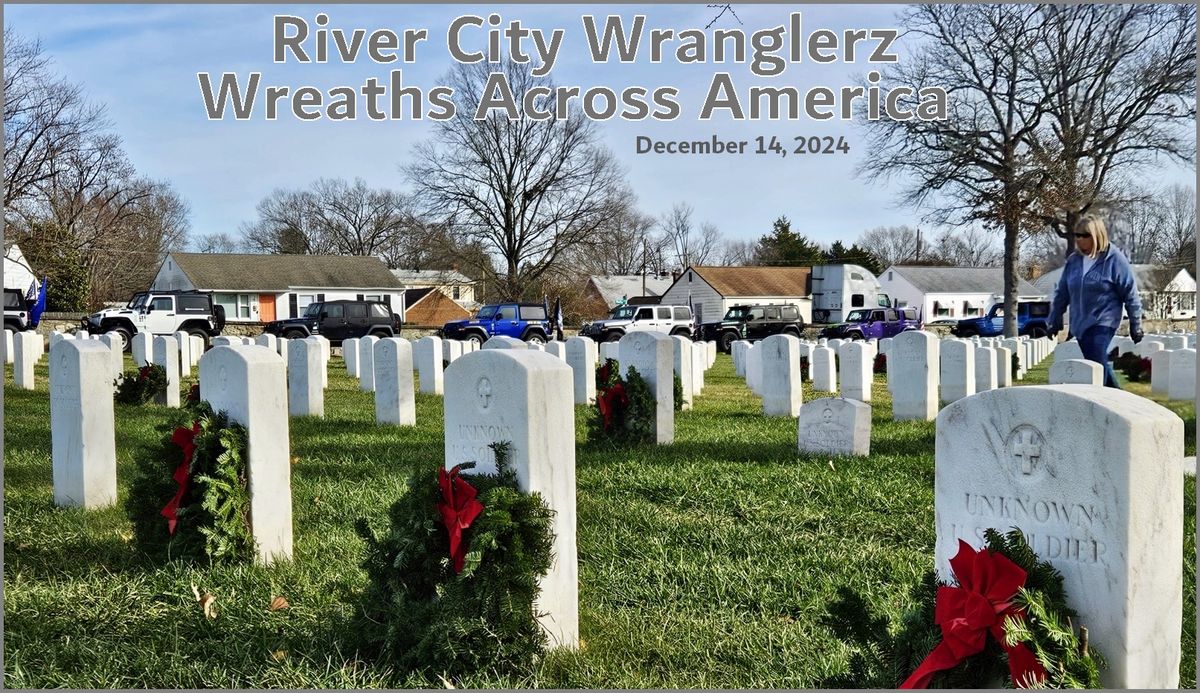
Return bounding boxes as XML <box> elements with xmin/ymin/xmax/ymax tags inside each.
<box><xmin>1131</xmin><ymin>328</ymin><xmax>1144</xmax><ymax>344</ymax></box>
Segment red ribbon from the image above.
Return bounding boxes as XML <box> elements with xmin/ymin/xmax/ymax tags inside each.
<box><xmin>900</xmin><ymin>540</ymin><xmax>1047</xmax><ymax>689</ymax></box>
<box><xmin>160</xmin><ymin>422</ymin><xmax>201</xmax><ymax>534</ymax></box>
<box><xmin>437</xmin><ymin>464</ymin><xmax>484</xmax><ymax>574</ymax></box>
<box><xmin>597</xmin><ymin>382</ymin><xmax>628</xmax><ymax>431</ymax></box>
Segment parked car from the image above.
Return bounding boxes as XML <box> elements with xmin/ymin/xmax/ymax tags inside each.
<box><xmin>83</xmin><ymin>290</ymin><xmax>225</xmax><ymax>351</ymax></box>
<box><xmin>701</xmin><ymin>303</ymin><xmax>806</xmax><ymax>353</ymax></box>
<box><xmin>579</xmin><ymin>304</ymin><xmax>695</xmax><ymax>343</ymax></box>
<box><xmin>951</xmin><ymin>300</ymin><xmax>1053</xmax><ymax>338</ymax></box>
<box><xmin>820</xmin><ymin>307</ymin><xmax>921</xmax><ymax>340</ymax></box>
<box><xmin>440</xmin><ymin>302</ymin><xmax>552</xmax><ymax>347</ymax></box>
<box><xmin>263</xmin><ymin>299</ymin><xmax>401</xmax><ymax>345</ymax></box>
<box><xmin>4</xmin><ymin>288</ymin><xmax>36</xmax><ymax>333</ymax></box>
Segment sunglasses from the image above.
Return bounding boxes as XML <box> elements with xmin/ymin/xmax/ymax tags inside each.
<box><xmin>1073</xmin><ymin>233</ymin><xmax>1092</xmax><ymax>239</ymax></box>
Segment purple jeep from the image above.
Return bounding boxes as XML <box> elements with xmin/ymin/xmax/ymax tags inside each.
<box><xmin>819</xmin><ymin>307</ymin><xmax>921</xmax><ymax>340</ymax></box>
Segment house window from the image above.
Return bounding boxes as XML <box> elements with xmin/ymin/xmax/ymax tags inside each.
<box><xmin>297</xmin><ymin>294</ymin><xmax>316</xmax><ymax>314</ymax></box>
<box><xmin>934</xmin><ymin>302</ymin><xmax>951</xmax><ymax>317</ymax></box>
<box><xmin>452</xmin><ymin>286</ymin><xmax>461</xmax><ymax>299</ymax></box>
<box><xmin>214</xmin><ymin>293</ymin><xmax>238</xmax><ymax>320</ymax></box>
<box><xmin>888</xmin><ymin>271</ymin><xmax>893</xmax><ymax>281</ymax></box>
<box><xmin>363</xmin><ymin>294</ymin><xmax>383</xmax><ymax>302</ymax></box>
<box><xmin>237</xmin><ymin>294</ymin><xmax>252</xmax><ymax>319</ymax></box>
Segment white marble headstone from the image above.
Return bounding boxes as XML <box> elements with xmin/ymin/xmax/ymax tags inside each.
<box><xmin>414</xmin><ymin>335</ymin><xmax>444</xmax><ymax>395</ymax></box>
<box><xmin>152</xmin><ymin>336</ymin><xmax>180</xmax><ymax>408</ymax></box>
<box><xmin>483</xmin><ymin>335</ymin><xmax>528</xmax><ymax>350</ymax></box>
<box><xmin>565</xmin><ymin>337</ymin><xmax>597</xmax><ymax>405</ymax></box>
<box><xmin>891</xmin><ymin>331</ymin><xmax>939</xmax><ymax>420</ymax></box>
<box><xmin>287</xmin><ymin>338</ymin><xmax>324</xmax><ymax>417</ymax></box>
<box><xmin>974</xmin><ymin>346</ymin><xmax>998</xmax><ymax>392</ymax></box>
<box><xmin>358</xmin><ymin>335</ymin><xmax>379</xmax><ymax>392</ymax></box>
<box><xmin>374</xmin><ymin>338</ymin><xmax>415</xmax><ymax>426</ymax></box>
<box><xmin>939</xmin><ymin>339</ymin><xmax>975</xmax><ymax>405</ymax></box>
<box><xmin>50</xmin><ymin>339</ymin><xmax>117</xmax><ymax>508</ymax></box>
<box><xmin>200</xmin><ymin>345</ymin><xmax>292</xmax><ymax>564</ymax></box>
<box><xmin>935</xmin><ymin>386</ymin><xmax>1183</xmax><ymax>688</ymax></box>
<box><xmin>839</xmin><ymin>341</ymin><xmax>871</xmax><ymax>403</ymax></box>
<box><xmin>343</xmin><ymin>337</ymin><xmax>360</xmax><ymax>378</ymax></box>
<box><xmin>619</xmin><ymin>331</ymin><xmax>674</xmax><ymax>444</ymax></box>
<box><xmin>1048</xmin><ymin>359</ymin><xmax>1102</xmax><ymax>386</ymax></box>
<box><xmin>1166</xmin><ymin>348</ymin><xmax>1195</xmax><ymax>402</ymax></box>
<box><xmin>797</xmin><ymin>397</ymin><xmax>870</xmax><ymax>457</ymax></box>
<box><xmin>759</xmin><ymin>334</ymin><xmax>802</xmax><ymax>417</ymax></box>
<box><xmin>443</xmin><ymin>349</ymin><xmax>578</xmax><ymax>648</ymax></box>
<box><xmin>671</xmin><ymin>335</ymin><xmax>694</xmax><ymax>411</ymax></box>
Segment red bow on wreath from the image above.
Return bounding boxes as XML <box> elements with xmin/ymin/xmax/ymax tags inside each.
<box><xmin>900</xmin><ymin>540</ymin><xmax>1047</xmax><ymax>689</ymax></box>
<box><xmin>161</xmin><ymin>421</ymin><xmax>201</xmax><ymax>534</ymax></box>
<box><xmin>438</xmin><ymin>464</ymin><xmax>484</xmax><ymax>574</ymax></box>
<box><xmin>597</xmin><ymin>382</ymin><xmax>629</xmax><ymax>431</ymax></box>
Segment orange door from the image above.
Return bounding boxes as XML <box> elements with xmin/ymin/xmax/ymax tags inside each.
<box><xmin>259</xmin><ymin>294</ymin><xmax>276</xmax><ymax>322</ymax></box>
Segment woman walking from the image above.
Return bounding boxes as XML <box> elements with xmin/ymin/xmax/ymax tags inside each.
<box><xmin>1048</xmin><ymin>215</ymin><xmax>1144</xmax><ymax>388</ymax></box>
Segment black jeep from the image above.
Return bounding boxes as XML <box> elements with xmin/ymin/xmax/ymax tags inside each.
<box><xmin>263</xmin><ymin>299</ymin><xmax>401</xmax><ymax>346</ymax></box>
<box><xmin>701</xmin><ymin>303</ymin><xmax>806</xmax><ymax>353</ymax></box>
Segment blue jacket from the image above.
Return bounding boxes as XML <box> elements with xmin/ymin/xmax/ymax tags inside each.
<box><xmin>1048</xmin><ymin>245</ymin><xmax>1142</xmax><ymax>337</ymax></box>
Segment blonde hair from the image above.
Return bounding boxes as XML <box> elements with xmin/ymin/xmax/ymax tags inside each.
<box><xmin>1074</xmin><ymin>215</ymin><xmax>1110</xmax><ymax>258</ymax></box>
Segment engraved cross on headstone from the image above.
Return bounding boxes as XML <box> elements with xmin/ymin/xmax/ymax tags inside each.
<box><xmin>477</xmin><ymin>377</ymin><xmax>492</xmax><ymax>409</ymax></box>
<box><xmin>1012</xmin><ymin>429</ymin><xmax>1041</xmax><ymax>475</ymax></box>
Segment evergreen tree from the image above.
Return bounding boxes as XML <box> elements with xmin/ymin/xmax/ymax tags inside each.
<box><xmin>756</xmin><ymin>216</ymin><xmax>825</xmax><ymax>266</ymax></box>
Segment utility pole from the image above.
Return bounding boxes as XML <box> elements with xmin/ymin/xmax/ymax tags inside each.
<box><xmin>915</xmin><ymin>227</ymin><xmax>922</xmax><ymax>263</ymax></box>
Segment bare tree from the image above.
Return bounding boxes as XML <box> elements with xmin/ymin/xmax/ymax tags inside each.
<box><xmin>859</xmin><ymin>5</ymin><xmax>1053</xmax><ymax>336</ymax></box>
<box><xmin>3</xmin><ymin>28</ymin><xmax>108</xmax><ymax>212</ymax></box>
<box><xmin>1029</xmin><ymin>5</ymin><xmax>1195</xmax><ymax>255</ymax></box>
<box><xmin>568</xmin><ymin>198</ymin><xmax>661</xmax><ymax>276</ymax></box>
<box><xmin>193</xmin><ymin>232</ymin><xmax>243</xmax><ymax>254</ymax></box>
<box><xmin>932</xmin><ymin>226</ymin><xmax>1003</xmax><ymax>267</ymax></box>
<box><xmin>658</xmin><ymin>202</ymin><xmax>723</xmax><ymax>270</ymax></box>
<box><xmin>718</xmin><ymin>238</ymin><xmax>758</xmax><ymax>266</ymax></box>
<box><xmin>406</xmin><ymin>59</ymin><xmax>625</xmax><ymax>300</ymax></box>
<box><xmin>240</xmin><ymin>178</ymin><xmax>416</xmax><ymax>263</ymax></box>
<box><xmin>1156</xmin><ymin>184</ymin><xmax>1196</xmax><ymax>269</ymax></box>
<box><xmin>856</xmin><ymin>225</ymin><xmax>921</xmax><ymax>268</ymax></box>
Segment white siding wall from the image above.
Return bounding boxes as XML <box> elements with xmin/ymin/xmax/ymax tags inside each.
<box><xmin>4</xmin><ymin>245</ymin><xmax>37</xmax><ymax>292</ymax></box>
<box><xmin>659</xmin><ymin>273</ymin><xmax>724</xmax><ymax>325</ymax></box>
<box><xmin>879</xmin><ymin>270</ymin><xmax>923</xmax><ymax>313</ymax></box>
<box><xmin>150</xmin><ymin>255</ymin><xmax>197</xmax><ymax>291</ymax></box>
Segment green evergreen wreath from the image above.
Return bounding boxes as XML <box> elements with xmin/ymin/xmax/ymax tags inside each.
<box><xmin>588</xmin><ymin>358</ymin><xmax>656</xmax><ymax>446</ymax></box>
<box><xmin>890</xmin><ymin>529</ymin><xmax>1105</xmax><ymax>688</ymax></box>
<box><xmin>673</xmin><ymin>372</ymin><xmax>684</xmax><ymax>411</ymax></box>
<box><xmin>126</xmin><ymin>400</ymin><xmax>256</xmax><ymax>563</ymax></box>
<box><xmin>355</xmin><ymin>442</ymin><xmax>555</xmax><ymax>681</ymax></box>
<box><xmin>114</xmin><ymin>364</ymin><xmax>169</xmax><ymax>405</ymax></box>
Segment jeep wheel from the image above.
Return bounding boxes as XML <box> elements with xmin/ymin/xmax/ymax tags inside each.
<box><xmin>111</xmin><ymin>325</ymin><xmax>134</xmax><ymax>353</ymax></box>
<box><xmin>466</xmin><ymin>333</ymin><xmax>485</xmax><ymax>349</ymax></box>
<box><xmin>368</xmin><ymin>329</ymin><xmax>391</xmax><ymax>339</ymax></box>
<box><xmin>186</xmin><ymin>327</ymin><xmax>210</xmax><ymax>351</ymax></box>
<box><xmin>847</xmin><ymin>331</ymin><xmax>864</xmax><ymax>341</ymax></box>
<box><xmin>783</xmin><ymin>327</ymin><xmax>801</xmax><ymax>338</ymax></box>
<box><xmin>524</xmin><ymin>331</ymin><xmax>547</xmax><ymax>346</ymax></box>
<box><xmin>283</xmin><ymin>328</ymin><xmax>307</xmax><ymax>340</ymax></box>
<box><xmin>719</xmin><ymin>331</ymin><xmax>738</xmax><ymax>353</ymax></box>
<box><xmin>604</xmin><ymin>331</ymin><xmax>623</xmax><ymax>343</ymax></box>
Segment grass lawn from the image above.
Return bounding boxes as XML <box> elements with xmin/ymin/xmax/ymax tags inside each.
<box><xmin>4</xmin><ymin>350</ymin><xmax>1195</xmax><ymax>688</ymax></box>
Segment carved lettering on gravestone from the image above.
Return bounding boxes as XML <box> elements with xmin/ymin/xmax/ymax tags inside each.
<box><xmin>476</xmin><ymin>377</ymin><xmax>492</xmax><ymax>412</ymax></box>
<box><xmin>1007</xmin><ymin>425</ymin><xmax>1045</xmax><ymax>479</ymax></box>
<box><xmin>801</xmin><ymin>406</ymin><xmax>850</xmax><ymax>450</ymax></box>
<box><xmin>218</xmin><ymin>364</ymin><xmax>229</xmax><ymax>397</ymax></box>
<box><xmin>1065</xmin><ymin>363</ymin><xmax>1075</xmax><ymax>380</ymax></box>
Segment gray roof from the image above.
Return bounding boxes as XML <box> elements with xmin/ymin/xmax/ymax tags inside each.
<box><xmin>589</xmin><ymin>275</ymin><xmax>674</xmax><ymax>307</ymax></box>
<box><xmin>168</xmin><ymin>252</ymin><xmax>403</xmax><ymax>291</ymax></box>
<box><xmin>891</xmin><ymin>266</ymin><xmax>1042</xmax><ymax>296</ymax></box>
<box><xmin>391</xmin><ymin>268</ymin><xmax>475</xmax><ymax>286</ymax></box>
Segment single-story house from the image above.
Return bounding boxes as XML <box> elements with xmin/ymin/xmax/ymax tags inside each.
<box><xmin>1034</xmin><ymin>263</ymin><xmax>1196</xmax><ymax>320</ymax></box>
<box><xmin>403</xmin><ymin>287</ymin><xmax>472</xmax><ymax>326</ymax></box>
<box><xmin>879</xmin><ymin>266</ymin><xmax>1044</xmax><ymax>322</ymax></box>
<box><xmin>151</xmin><ymin>252</ymin><xmax>406</xmax><ymax>324</ymax></box>
<box><xmin>580</xmin><ymin>274</ymin><xmax>674</xmax><ymax>318</ymax></box>
<box><xmin>391</xmin><ymin>268</ymin><xmax>478</xmax><ymax>309</ymax></box>
<box><xmin>4</xmin><ymin>243</ymin><xmax>38</xmax><ymax>293</ymax></box>
<box><xmin>658</xmin><ymin>265</ymin><xmax>813</xmax><ymax>325</ymax></box>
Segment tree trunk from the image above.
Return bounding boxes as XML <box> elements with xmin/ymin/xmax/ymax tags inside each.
<box><xmin>1003</xmin><ymin>218</ymin><xmax>1020</xmax><ymax>338</ymax></box>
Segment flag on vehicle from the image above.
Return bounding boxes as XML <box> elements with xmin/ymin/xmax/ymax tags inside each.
<box><xmin>553</xmin><ymin>297</ymin><xmax>564</xmax><ymax>341</ymax></box>
<box><xmin>29</xmin><ymin>278</ymin><xmax>48</xmax><ymax>326</ymax></box>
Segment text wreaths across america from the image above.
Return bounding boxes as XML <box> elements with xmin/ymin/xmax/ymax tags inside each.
<box><xmin>197</xmin><ymin>13</ymin><xmax>948</xmax><ymax>122</ymax></box>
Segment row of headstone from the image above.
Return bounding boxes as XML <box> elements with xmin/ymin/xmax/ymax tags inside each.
<box><xmin>1150</xmin><ymin>348</ymin><xmax>1197</xmax><ymax>402</ymax></box>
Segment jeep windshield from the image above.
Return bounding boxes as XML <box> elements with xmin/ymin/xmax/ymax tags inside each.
<box><xmin>474</xmin><ymin>305</ymin><xmax>498</xmax><ymax>320</ymax></box>
<box><xmin>126</xmin><ymin>293</ymin><xmax>148</xmax><ymax>309</ymax></box>
<box><xmin>610</xmin><ymin>305</ymin><xmax>638</xmax><ymax>320</ymax></box>
<box><xmin>303</xmin><ymin>303</ymin><xmax>323</xmax><ymax>317</ymax></box>
<box><xmin>724</xmin><ymin>307</ymin><xmax>755</xmax><ymax>321</ymax></box>
<box><xmin>845</xmin><ymin>310</ymin><xmax>872</xmax><ymax>322</ymax></box>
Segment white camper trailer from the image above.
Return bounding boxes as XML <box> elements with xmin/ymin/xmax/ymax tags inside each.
<box><xmin>809</xmin><ymin>264</ymin><xmax>891</xmax><ymax>324</ymax></box>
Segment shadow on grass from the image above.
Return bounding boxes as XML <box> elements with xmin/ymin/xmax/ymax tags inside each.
<box><xmin>5</xmin><ymin>535</ymin><xmax>151</xmax><ymax>578</ymax></box>
<box><xmin>811</xmin><ymin>586</ymin><xmax>897</xmax><ymax>688</ymax></box>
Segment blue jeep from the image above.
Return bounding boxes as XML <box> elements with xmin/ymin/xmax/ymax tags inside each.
<box><xmin>952</xmin><ymin>300</ymin><xmax>1052</xmax><ymax>338</ymax></box>
<box><xmin>441</xmin><ymin>302</ymin><xmax>552</xmax><ymax>347</ymax></box>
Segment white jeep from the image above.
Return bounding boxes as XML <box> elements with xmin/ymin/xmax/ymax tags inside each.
<box><xmin>579</xmin><ymin>304</ymin><xmax>696</xmax><ymax>342</ymax></box>
<box><xmin>82</xmin><ymin>291</ymin><xmax>225</xmax><ymax>351</ymax></box>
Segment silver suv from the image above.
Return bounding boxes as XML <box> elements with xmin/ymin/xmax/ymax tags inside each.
<box><xmin>579</xmin><ymin>304</ymin><xmax>695</xmax><ymax>342</ymax></box>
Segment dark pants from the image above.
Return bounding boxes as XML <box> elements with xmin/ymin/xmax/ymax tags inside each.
<box><xmin>1078</xmin><ymin>326</ymin><xmax>1119</xmax><ymax>388</ymax></box>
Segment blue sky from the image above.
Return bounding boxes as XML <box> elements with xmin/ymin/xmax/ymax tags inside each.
<box><xmin>6</xmin><ymin>4</ymin><xmax>1195</xmax><ymax>250</ymax></box>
